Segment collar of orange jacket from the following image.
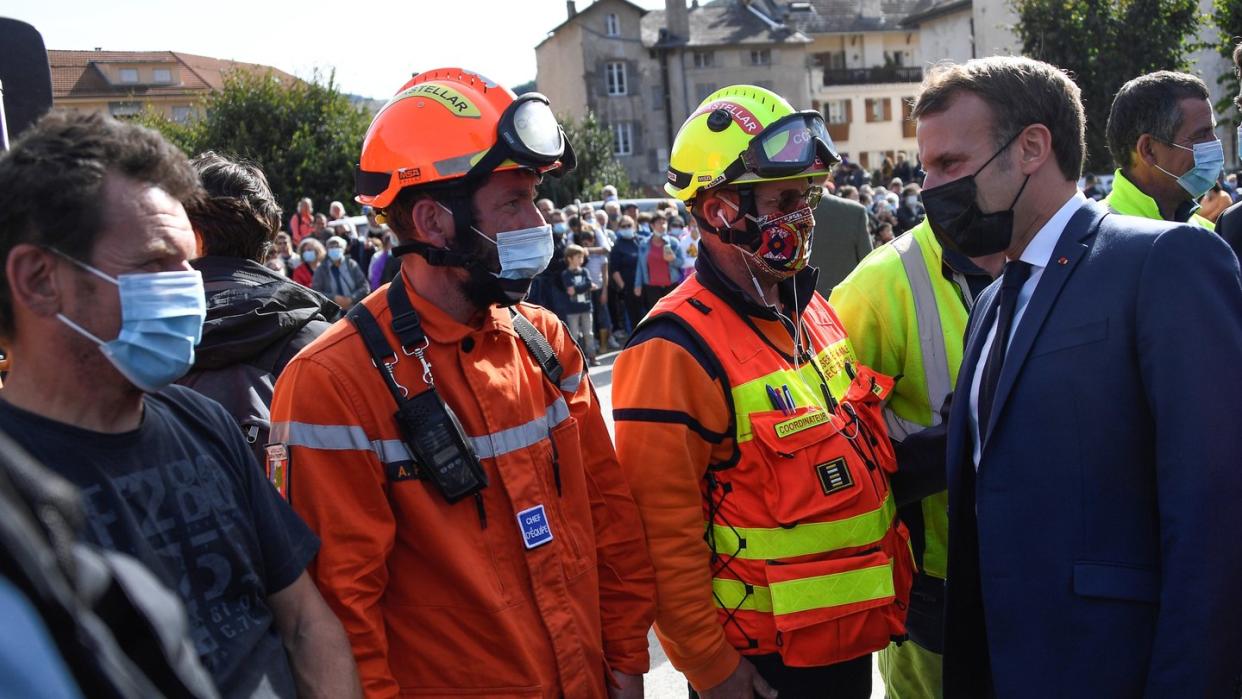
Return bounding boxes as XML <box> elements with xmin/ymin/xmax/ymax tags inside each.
<box><xmin>399</xmin><ymin>267</ymin><xmax>519</xmax><ymax>343</ymax></box>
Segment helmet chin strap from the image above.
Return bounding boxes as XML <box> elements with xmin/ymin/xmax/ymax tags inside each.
<box><xmin>695</xmin><ymin>185</ymin><xmax>763</xmax><ymax>250</ymax></box>
<box><xmin>391</xmin><ymin>186</ymin><xmax>491</xmax><ymax>272</ymax></box>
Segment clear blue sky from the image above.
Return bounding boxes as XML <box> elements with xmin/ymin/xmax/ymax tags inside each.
<box><xmin>6</xmin><ymin>0</ymin><xmax>663</xmax><ymax>99</ymax></box>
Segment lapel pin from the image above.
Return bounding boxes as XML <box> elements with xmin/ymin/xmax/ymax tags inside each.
<box><xmin>1057</xmin><ymin>256</ymin><xmax>1069</xmax><ymax>265</ymax></box>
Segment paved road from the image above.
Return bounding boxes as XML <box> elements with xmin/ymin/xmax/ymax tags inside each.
<box><xmin>587</xmin><ymin>352</ymin><xmax>886</xmax><ymax>698</ymax></box>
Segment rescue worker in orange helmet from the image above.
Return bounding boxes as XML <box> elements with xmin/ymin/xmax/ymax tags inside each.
<box><xmin>612</xmin><ymin>85</ymin><xmax>916</xmax><ymax>698</ymax></box>
<box><xmin>268</xmin><ymin>68</ymin><xmax>656</xmax><ymax>698</ymax></box>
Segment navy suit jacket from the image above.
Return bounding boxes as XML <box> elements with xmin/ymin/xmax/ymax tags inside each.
<box><xmin>943</xmin><ymin>200</ymin><xmax>1242</xmax><ymax>698</ymax></box>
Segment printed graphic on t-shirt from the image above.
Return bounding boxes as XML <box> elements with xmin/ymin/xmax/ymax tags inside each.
<box><xmin>77</xmin><ymin>454</ymin><xmax>267</xmax><ymax>671</ymax></box>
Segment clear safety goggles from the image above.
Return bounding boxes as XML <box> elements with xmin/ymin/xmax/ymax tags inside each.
<box><xmin>464</xmin><ymin>93</ymin><xmax>576</xmax><ymax>183</ymax></box>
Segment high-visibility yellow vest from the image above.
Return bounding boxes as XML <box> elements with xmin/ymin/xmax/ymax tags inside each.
<box><xmin>1103</xmin><ymin>169</ymin><xmax>1215</xmax><ymax>229</ymax></box>
<box><xmin>830</xmin><ymin>221</ymin><xmax>971</xmax><ymax>580</ymax></box>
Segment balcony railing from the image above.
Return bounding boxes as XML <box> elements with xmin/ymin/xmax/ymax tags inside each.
<box><xmin>822</xmin><ymin>66</ymin><xmax>923</xmax><ymax>86</ymax></box>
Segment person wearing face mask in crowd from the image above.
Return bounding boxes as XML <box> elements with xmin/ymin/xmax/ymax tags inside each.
<box><xmin>613</xmin><ymin>85</ymin><xmax>917</xmax><ymax>699</ymax></box>
<box><xmin>633</xmin><ymin>213</ymin><xmax>685</xmax><ymax>313</ymax></box>
<box><xmin>269</xmin><ymin>68</ymin><xmax>656</xmax><ymax>698</ymax></box>
<box><xmin>311</xmin><ymin>235</ymin><xmax>369</xmax><ymax>309</ymax></box>
<box><xmin>608</xmin><ymin>214</ymin><xmax>644</xmax><ymax>335</ymax></box>
<box><xmin>1102</xmin><ymin>71</ymin><xmax>1221</xmax><ymax>229</ymax></box>
<box><xmin>292</xmin><ymin>237</ymin><xmax>324</xmax><ymax>287</ymax></box>
<box><xmin>915</xmin><ymin>56</ymin><xmax>1242</xmax><ymax>698</ymax></box>
<box><xmin>0</xmin><ymin>111</ymin><xmax>361</xmax><ymax>699</ymax></box>
<box><xmin>896</xmin><ymin>184</ymin><xmax>925</xmax><ymax>234</ymax></box>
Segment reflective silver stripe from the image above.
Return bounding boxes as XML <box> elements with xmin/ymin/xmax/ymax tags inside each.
<box><xmin>559</xmin><ymin>371</ymin><xmax>586</xmax><ymax>394</ymax></box>
<box><xmin>271</xmin><ymin>421</ymin><xmax>414</xmax><ymax>464</ymax></box>
<box><xmin>892</xmin><ymin>233</ymin><xmax>951</xmax><ymax>428</ymax></box>
<box><xmin>883</xmin><ymin>406</ymin><xmax>927</xmax><ymax>442</ymax></box>
<box><xmin>272</xmin><ymin>396</ymin><xmax>571</xmax><ymax>466</ymax></box>
<box><xmin>468</xmin><ymin>396</ymin><xmax>570</xmax><ymax>459</ymax></box>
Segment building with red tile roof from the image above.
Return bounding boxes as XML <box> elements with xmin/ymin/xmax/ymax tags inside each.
<box><xmin>49</xmin><ymin>49</ymin><xmax>296</xmax><ymax>122</ymax></box>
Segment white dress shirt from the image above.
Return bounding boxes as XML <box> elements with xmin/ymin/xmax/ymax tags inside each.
<box><xmin>970</xmin><ymin>191</ymin><xmax>1088</xmax><ymax>467</ymax></box>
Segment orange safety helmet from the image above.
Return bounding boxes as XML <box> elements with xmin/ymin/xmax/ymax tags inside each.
<box><xmin>356</xmin><ymin>68</ymin><xmax>574</xmax><ymax>210</ymax></box>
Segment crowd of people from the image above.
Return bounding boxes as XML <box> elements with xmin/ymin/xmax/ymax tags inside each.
<box><xmin>2</xmin><ymin>46</ymin><xmax>1242</xmax><ymax>699</ymax></box>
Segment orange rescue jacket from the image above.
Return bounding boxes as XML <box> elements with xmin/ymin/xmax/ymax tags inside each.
<box><xmin>269</xmin><ymin>270</ymin><xmax>656</xmax><ymax>698</ymax></box>
<box><xmin>613</xmin><ymin>268</ymin><xmax>912</xmax><ymax>689</ymax></box>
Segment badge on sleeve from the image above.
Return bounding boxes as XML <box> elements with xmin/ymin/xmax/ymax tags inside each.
<box><xmin>264</xmin><ymin>442</ymin><xmax>290</xmax><ymax>499</ymax></box>
<box><xmin>516</xmin><ymin>504</ymin><xmax>554</xmax><ymax>549</ymax></box>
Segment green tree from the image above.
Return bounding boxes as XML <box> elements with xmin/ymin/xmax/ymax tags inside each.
<box><xmin>537</xmin><ymin>111</ymin><xmax>634</xmax><ymax>205</ymax></box>
<box><xmin>1014</xmin><ymin>0</ymin><xmax>1201</xmax><ymax>173</ymax></box>
<box><xmin>1209</xmin><ymin>0</ymin><xmax>1242</xmax><ymax>126</ymax></box>
<box><xmin>136</xmin><ymin>68</ymin><xmax>372</xmax><ymax>218</ymax></box>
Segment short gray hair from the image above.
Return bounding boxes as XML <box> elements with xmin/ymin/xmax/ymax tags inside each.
<box><xmin>1106</xmin><ymin>71</ymin><xmax>1209</xmax><ymax>171</ymax></box>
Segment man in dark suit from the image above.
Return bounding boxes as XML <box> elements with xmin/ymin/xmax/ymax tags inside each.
<box><xmin>914</xmin><ymin>56</ymin><xmax>1242</xmax><ymax>698</ymax></box>
<box><xmin>1213</xmin><ymin>42</ymin><xmax>1242</xmax><ymax>261</ymax></box>
<box><xmin>809</xmin><ymin>192</ymin><xmax>872</xmax><ymax>294</ymax></box>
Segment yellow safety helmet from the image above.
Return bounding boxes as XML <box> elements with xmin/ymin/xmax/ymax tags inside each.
<box><xmin>664</xmin><ymin>85</ymin><xmax>839</xmax><ymax>202</ymax></box>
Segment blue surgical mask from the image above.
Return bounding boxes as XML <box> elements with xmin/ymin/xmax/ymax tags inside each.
<box><xmin>1156</xmin><ymin>138</ymin><xmax>1224</xmax><ymax>199</ymax></box>
<box><xmin>302</xmin><ymin>249</ymin><xmax>317</xmax><ymax>263</ymax></box>
<box><xmin>552</xmin><ymin>222</ymin><xmax>568</xmax><ymax>234</ymax></box>
<box><xmin>475</xmin><ymin>223</ymin><xmax>554</xmax><ymax>283</ymax></box>
<box><xmin>617</xmin><ymin>228</ymin><xmax>636</xmax><ymax>240</ymax></box>
<box><xmin>53</xmin><ymin>251</ymin><xmax>205</xmax><ymax>393</ymax></box>
<box><xmin>327</xmin><ymin>248</ymin><xmax>344</xmax><ymax>262</ymax></box>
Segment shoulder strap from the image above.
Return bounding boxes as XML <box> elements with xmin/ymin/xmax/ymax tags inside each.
<box><xmin>509</xmin><ymin>307</ymin><xmax>564</xmax><ymax>385</ymax></box>
<box><xmin>345</xmin><ymin>302</ymin><xmax>410</xmax><ymax>407</ymax></box>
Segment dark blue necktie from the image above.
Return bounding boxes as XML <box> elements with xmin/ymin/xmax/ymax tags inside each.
<box><xmin>978</xmin><ymin>260</ymin><xmax>1032</xmax><ymax>439</ymax></box>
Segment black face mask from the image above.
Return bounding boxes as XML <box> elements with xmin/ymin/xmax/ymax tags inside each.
<box><xmin>921</xmin><ymin>130</ymin><xmax>1030</xmax><ymax>257</ymax></box>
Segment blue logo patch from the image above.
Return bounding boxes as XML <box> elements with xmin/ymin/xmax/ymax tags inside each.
<box><xmin>516</xmin><ymin>504</ymin><xmax>554</xmax><ymax>550</ymax></box>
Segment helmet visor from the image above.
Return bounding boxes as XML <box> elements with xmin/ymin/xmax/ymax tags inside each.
<box><xmin>741</xmin><ymin>112</ymin><xmax>840</xmax><ymax>178</ymax></box>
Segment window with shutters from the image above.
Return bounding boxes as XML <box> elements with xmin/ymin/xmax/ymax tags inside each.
<box><xmin>612</xmin><ymin>122</ymin><xmax>633</xmax><ymax>156</ymax></box>
<box><xmin>749</xmin><ymin>49</ymin><xmax>771</xmax><ymax>66</ymax></box>
<box><xmin>824</xmin><ymin>99</ymin><xmax>852</xmax><ymax>142</ymax></box>
<box><xmin>693</xmin><ymin>51</ymin><xmax>715</xmax><ymax>68</ymax></box>
<box><xmin>901</xmin><ymin>98</ymin><xmax>916</xmax><ymax>138</ymax></box>
<box><xmin>825</xmin><ymin>99</ymin><xmax>849</xmax><ymax>124</ymax></box>
<box><xmin>605</xmin><ymin>13</ymin><xmax>620</xmax><ymax>36</ymax></box>
<box><xmin>605</xmin><ymin>62</ymin><xmax>627</xmax><ymax>96</ymax></box>
<box><xmin>866</xmin><ymin>97</ymin><xmax>892</xmax><ymax>122</ymax></box>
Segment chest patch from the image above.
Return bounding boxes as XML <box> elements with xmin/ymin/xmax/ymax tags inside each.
<box><xmin>264</xmin><ymin>442</ymin><xmax>289</xmax><ymax>496</ymax></box>
<box><xmin>516</xmin><ymin>504</ymin><xmax>554</xmax><ymax>549</ymax></box>
<box><xmin>816</xmin><ymin>457</ymin><xmax>854</xmax><ymax>496</ymax></box>
<box><xmin>774</xmin><ymin>409</ymin><xmax>829</xmax><ymax>439</ymax></box>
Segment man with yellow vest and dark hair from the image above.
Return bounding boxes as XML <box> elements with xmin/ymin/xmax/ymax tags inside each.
<box><xmin>613</xmin><ymin>85</ymin><xmax>916</xmax><ymax>698</ymax></box>
<box><xmin>829</xmin><ymin>220</ymin><xmax>1001</xmax><ymax>698</ymax></box>
<box><xmin>1103</xmin><ymin>71</ymin><xmax>1222</xmax><ymax>229</ymax></box>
